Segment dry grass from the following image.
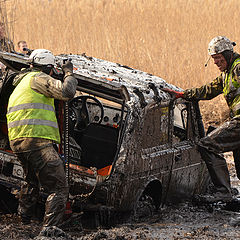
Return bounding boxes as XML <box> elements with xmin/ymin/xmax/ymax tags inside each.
<box><xmin>3</xmin><ymin>0</ymin><xmax>240</xmax><ymax>126</ymax></box>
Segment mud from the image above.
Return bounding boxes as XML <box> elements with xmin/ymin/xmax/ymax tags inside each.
<box><xmin>1</xmin><ymin>153</ymin><xmax>240</xmax><ymax>240</ymax></box>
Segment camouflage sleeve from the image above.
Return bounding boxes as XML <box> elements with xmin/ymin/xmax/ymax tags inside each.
<box><xmin>183</xmin><ymin>75</ymin><xmax>224</xmax><ymax>101</ymax></box>
<box><xmin>232</xmin><ymin>64</ymin><xmax>240</xmax><ymax>84</ymax></box>
<box><xmin>62</xmin><ymin>75</ymin><xmax>78</xmax><ymax>99</ymax></box>
<box><xmin>30</xmin><ymin>72</ymin><xmax>77</xmax><ymax>100</ymax></box>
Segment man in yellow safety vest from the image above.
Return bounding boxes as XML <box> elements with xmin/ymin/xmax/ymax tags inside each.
<box><xmin>7</xmin><ymin>49</ymin><xmax>77</xmax><ymax>230</ymax></box>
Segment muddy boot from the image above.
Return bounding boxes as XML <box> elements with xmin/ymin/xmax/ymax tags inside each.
<box><xmin>197</xmin><ymin>145</ymin><xmax>232</xmax><ymax>195</ymax></box>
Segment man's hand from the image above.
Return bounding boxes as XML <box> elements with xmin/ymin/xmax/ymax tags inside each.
<box><xmin>162</xmin><ymin>88</ymin><xmax>184</xmax><ymax>99</ymax></box>
<box><xmin>62</xmin><ymin>60</ymin><xmax>73</xmax><ymax>75</ymax></box>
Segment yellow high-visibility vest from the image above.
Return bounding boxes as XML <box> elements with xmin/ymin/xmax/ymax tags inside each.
<box><xmin>7</xmin><ymin>71</ymin><xmax>60</xmax><ymax>143</ymax></box>
<box><xmin>223</xmin><ymin>58</ymin><xmax>240</xmax><ymax>117</ymax></box>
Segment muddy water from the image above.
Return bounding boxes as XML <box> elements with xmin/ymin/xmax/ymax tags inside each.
<box><xmin>1</xmin><ymin>153</ymin><xmax>240</xmax><ymax>240</ymax></box>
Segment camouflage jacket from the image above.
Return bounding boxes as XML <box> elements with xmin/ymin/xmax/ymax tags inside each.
<box><xmin>10</xmin><ymin>68</ymin><xmax>77</xmax><ymax>153</ymax></box>
<box><xmin>183</xmin><ymin>52</ymin><xmax>240</xmax><ymax>117</ymax></box>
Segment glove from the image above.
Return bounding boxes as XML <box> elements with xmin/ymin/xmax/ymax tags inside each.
<box><xmin>62</xmin><ymin>60</ymin><xmax>73</xmax><ymax>75</ymax></box>
<box><xmin>162</xmin><ymin>88</ymin><xmax>184</xmax><ymax>99</ymax></box>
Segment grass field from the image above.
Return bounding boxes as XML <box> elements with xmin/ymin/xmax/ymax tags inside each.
<box><xmin>4</xmin><ymin>0</ymin><xmax>240</xmax><ymax>126</ymax></box>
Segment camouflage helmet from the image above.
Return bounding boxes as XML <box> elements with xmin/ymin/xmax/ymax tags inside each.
<box><xmin>208</xmin><ymin>36</ymin><xmax>236</xmax><ymax>55</ymax></box>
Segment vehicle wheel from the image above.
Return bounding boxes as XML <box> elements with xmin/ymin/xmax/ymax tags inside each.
<box><xmin>133</xmin><ymin>194</ymin><xmax>155</xmax><ymax>222</ymax></box>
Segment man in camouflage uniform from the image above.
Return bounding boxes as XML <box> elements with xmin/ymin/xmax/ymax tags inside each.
<box><xmin>7</xmin><ymin>49</ymin><xmax>77</xmax><ymax>229</ymax></box>
<box><xmin>166</xmin><ymin>36</ymin><xmax>240</xmax><ymax>203</ymax></box>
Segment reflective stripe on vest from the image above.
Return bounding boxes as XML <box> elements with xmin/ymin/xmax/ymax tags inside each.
<box><xmin>8</xmin><ymin>103</ymin><xmax>55</xmax><ymax>113</ymax></box>
<box><xmin>223</xmin><ymin>58</ymin><xmax>240</xmax><ymax>96</ymax></box>
<box><xmin>8</xmin><ymin>119</ymin><xmax>58</xmax><ymax>128</ymax></box>
<box><xmin>223</xmin><ymin>58</ymin><xmax>240</xmax><ymax>116</ymax></box>
<box><xmin>7</xmin><ymin>71</ymin><xmax>60</xmax><ymax>143</ymax></box>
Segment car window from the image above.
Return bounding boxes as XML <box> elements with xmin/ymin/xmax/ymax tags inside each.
<box><xmin>173</xmin><ymin>103</ymin><xmax>188</xmax><ymax>143</ymax></box>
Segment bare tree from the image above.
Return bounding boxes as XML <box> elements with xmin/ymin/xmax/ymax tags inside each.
<box><xmin>0</xmin><ymin>0</ymin><xmax>15</xmax><ymax>52</ymax></box>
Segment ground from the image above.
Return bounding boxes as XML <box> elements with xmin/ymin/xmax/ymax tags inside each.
<box><xmin>0</xmin><ymin>153</ymin><xmax>240</xmax><ymax>240</ymax></box>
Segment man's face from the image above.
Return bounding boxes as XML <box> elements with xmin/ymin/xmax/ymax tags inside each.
<box><xmin>212</xmin><ymin>53</ymin><xmax>228</xmax><ymax>72</ymax></box>
<box><xmin>19</xmin><ymin>42</ymin><xmax>28</xmax><ymax>54</ymax></box>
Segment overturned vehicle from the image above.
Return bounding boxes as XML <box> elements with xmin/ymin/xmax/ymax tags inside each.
<box><xmin>0</xmin><ymin>51</ymin><xmax>209</xmax><ymax>227</ymax></box>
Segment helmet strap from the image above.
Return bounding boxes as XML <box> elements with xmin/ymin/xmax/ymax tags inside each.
<box><xmin>205</xmin><ymin>56</ymin><xmax>211</xmax><ymax>67</ymax></box>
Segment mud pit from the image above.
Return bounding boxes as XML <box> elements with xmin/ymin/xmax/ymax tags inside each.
<box><xmin>1</xmin><ymin>153</ymin><xmax>240</xmax><ymax>240</ymax></box>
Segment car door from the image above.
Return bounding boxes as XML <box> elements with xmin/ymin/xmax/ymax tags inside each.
<box><xmin>166</xmin><ymin>100</ymin><xmax>208</xmax><ymax>202</ymax></box>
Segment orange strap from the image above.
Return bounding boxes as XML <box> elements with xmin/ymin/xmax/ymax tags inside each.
<box><xmin>97</xmin><ymin>165</ymin><xmax>112</xmax><ymax>176</ymax></box>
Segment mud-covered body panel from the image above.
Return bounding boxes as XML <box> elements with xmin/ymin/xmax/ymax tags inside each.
<box><xmin>0</xmin><ymin>51</ymin><xmax>209</xmax><ymax>219</ymax></box>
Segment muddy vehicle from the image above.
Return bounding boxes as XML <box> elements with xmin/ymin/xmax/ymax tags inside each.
<box><xmin>0</xmin><ymin>51</ymin><xmax>209</xmax><ymax>227</ymax></box>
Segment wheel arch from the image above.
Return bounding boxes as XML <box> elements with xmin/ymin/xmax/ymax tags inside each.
<box><xmin>136</xmin><ymin>178</ymin><xmax>162</xmax><ymax>210</ymax></box>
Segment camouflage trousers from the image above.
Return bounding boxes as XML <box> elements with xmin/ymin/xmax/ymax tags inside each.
<box><xmin>198</xmin><ymin>116</ymin><xmax>240</xmax><ymax>195</ymax></box>
<box><xmin>14</xmin><ymin>144</ymin><xmax>68</xmax><ymax>227</ymax></box>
